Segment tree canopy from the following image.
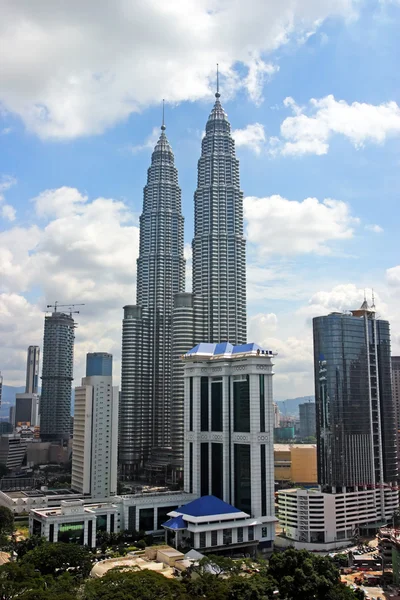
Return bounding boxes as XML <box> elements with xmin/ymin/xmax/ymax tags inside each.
<box><xmin>0</xmin><ymin>507</ymin><xmax>14</xmax><ymax>536</ymax></box>
<box><xmin>21</xmin><ymin>541</ymin><xmax>93</xmax><ymax>578</ymax></box>
<box><xmin>83</xmin><ymin>568</ymin><xmax>186</xmax><ymax>600</ymax></box>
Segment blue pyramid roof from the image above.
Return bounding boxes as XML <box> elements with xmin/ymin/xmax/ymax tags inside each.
<box><xmin>162</xmin><ymin>515</ymin><xmax>186</xmax><ymax>530</ymax></box>
<box><xmin>186</xmin><ymin>343</ymin><xmax>216</xmax><ymax>355</ymax></box>
<box><xmin>214</xmin><ymin>342</ymin><xmax>234</xmax><ymax>355</ymax></box>
<box><xmin>232</xmin><ymin>343</ymin><xmax>263</xmax><ymax>354</ymax></box>
<box><xmin>177</xmin><ymin>495</ymin><xmax>242</xmax><ymax>517</ymax></box>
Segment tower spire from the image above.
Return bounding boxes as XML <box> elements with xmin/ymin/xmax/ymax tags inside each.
<box><xmin>216</xmin><ymin>63</ymin><xmax>220</xmax><ymax>98</ymax></box>
<box><xmin>161</xmin><ymin>99</ymin><xmax>166</xmax><ymax>131</ymax></box>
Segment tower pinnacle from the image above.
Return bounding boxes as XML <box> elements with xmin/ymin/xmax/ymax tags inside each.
<box><xmin>161</xmin><ymin>98</ymin><xmax>166</xmax><ymax>131</ymax></box>
<box><xmin>215</xmin><ymin>63</ymin><xmax>220</xmax><ymax>98</ymax></box>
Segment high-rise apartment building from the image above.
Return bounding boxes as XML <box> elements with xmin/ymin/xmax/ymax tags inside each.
<box><xmin>40</xmin><ymin>311</ymin><xmax>75</xmax><ymax>442</ymax></box>
<box><xmin>171</xmin><ymin>91</ymin><xmax>247</xmax><ymax>473</ymax></box>
<box><xmin>392</xmin><ymin>356</ymin><xmax>400</xmax><ymax>449</ymax></box>
<box><xmin>72</xmin><ymin>353</ymin><xmax>119</xmax><ymax>498</ymax></box>
<box><xmin>119</xmin><ymin>122</ymin><xmax>185</xmax><ymax>477</ymax></box>
<box><xmin>299</xmin><ymin>402</ymin><xmax>316</xmax><ymax>439</ymax></box>
<box><xmin>182</xmin><ymin>342</ymin><xmax>276</xmax><ymax>549</ymax></box>
<box><xmin>26</xmin><ymin>346</ymin><xmax>40</xmax><ymax>394</ymax></box>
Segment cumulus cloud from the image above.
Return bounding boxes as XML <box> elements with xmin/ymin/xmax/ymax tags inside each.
<box><xmin>0</xmin><ymin>0</ymin><xmax>357</xmax><ymax>139</ymax></box>
<box><xmin>244</xmin><ymin>194</ymin><xmax>359</xmax><ymax>255</ymax></box>
<box><xmin>0</xmin><ymin>186</ymin><xmax>140</xmax><ymax>386</ymax></box>
<box><xmin>128</xmin><ymin>127</ymin><xmax>161</xmax><ymax>154</ymax></box>
<box><xmin>365</xmin><ymin>224</ymin><xmax>384</xmax><ymax>233</ymax></box>
<box><xmin>279</xmin><ymin>95</ymin><xmax>400</xmax><ymax>155</ymax></box>
<box><xmin>233</xmin><ymin>123</ymin><xmax>266</xmax><ymax>154</ymax></box>
<box><xmin>0</xmin><ymin>174</ymin><xmax>17</xmax><ymax>222</ymax></box>
<box><xmin>387</xmin><ymin>265</ymin><xmax>400</xmax><ymax>286</ymax></box>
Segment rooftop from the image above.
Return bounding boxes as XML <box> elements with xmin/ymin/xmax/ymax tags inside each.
<box><xmin>174</xmin><ymin>495</ymin><xmax>243</xmax><ymax>517</ymax></box>
<box><xmin>184</xmin><ymin>342</ymin><xmax>276</xmax><ymax>360</ymax></box>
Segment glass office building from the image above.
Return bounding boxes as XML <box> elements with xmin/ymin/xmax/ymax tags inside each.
<box><xmin>313</xmin><ymin>302</ymin><xmax>398</xmax><ymax>491</ymax></box>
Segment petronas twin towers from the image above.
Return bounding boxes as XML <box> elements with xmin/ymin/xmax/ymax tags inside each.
<box><xmin>119</xmin><ymin>91</ymin><xmax>247</xmax><ymax>479</ymax></box>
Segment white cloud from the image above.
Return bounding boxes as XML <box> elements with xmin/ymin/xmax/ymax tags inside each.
<box><xmin>1</xmin><ymin>204</ymin><xmax>16</xmax><ymax>221</ymax></box>
<box><xmin>0</xmin><ymin>174</ymin><xmax>17</xmax><ymax>222</ymax></box>
<box><xmin>128</xmin><ymin>127</ymin><xmax>161</xmax><ymax>154</ymax></box>
<box><xmin>0</xmin><ymin>186</ymin><xmax>140</xmax><ymax>386</ymax></box>
<box><xmin>365</xmin><ymin>224</ymin><xmax>384</xmax><ymax>233</ymax></box>
<box><xmin>232</xmin><ymin>123</ymin><xmax>266</xmax><ymax>154</ymax></box>
<box><xmin>0</xmin><ymin>0</ymin><xmax>357</xmax><ymax>139</ymax></box>
<box><xmin>244</xmin><ymin>194</ymin><xmax>358</xmax><ymax>255</ymax></box>
<box><xmin>279</xmin><ymin>95</ymin><xmax>400</xmax><ymax>155</ymax></box>
<box><xmin>387</xmin><ymin>265</ymin><xmax>400</xmax><ymax>286</ymax></box>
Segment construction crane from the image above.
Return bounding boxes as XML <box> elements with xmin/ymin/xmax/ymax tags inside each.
<box><xmin>46</xmin><ymin>301</ymin><xmax>85</xmax><ymax>316</ymax></box>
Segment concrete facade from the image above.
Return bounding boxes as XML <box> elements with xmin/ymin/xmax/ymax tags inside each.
<box><xmin>278</xmin><ymin>486</ymin><xmax>399</xmax><ymax>550</ymax></box>
<box><xmin>183</xmin><ymin>343</ymin><xmax>277</xmax><ymax>549</ymax></box>
<box><xmin>72</xmin><ymin>374</ymin><xmax>119</xmax><ymax>499</ymax></box>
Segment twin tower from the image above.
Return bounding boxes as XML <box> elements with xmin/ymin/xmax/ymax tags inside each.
<box><xmin>119</xmin><ymin>92</ymin><xmax>247</xmax><ymax>479</ymax></box>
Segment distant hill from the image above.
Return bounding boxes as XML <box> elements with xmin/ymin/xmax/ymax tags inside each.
<box><xmin>276</xmin><ymin>396</ymin><xmax>314</xmax><ymax>417</ymax></box>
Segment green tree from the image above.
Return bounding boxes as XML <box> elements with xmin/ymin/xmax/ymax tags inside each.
<box><xmin>13</xmin><ymin>535</ymin><xmax>45</xmax><ymax>559</ymax></box>
<box><xmin>0</xmin><ymin>562</ymin><xmax>47</xmax><ymax>600</ymax></box>
<box><xmin>326</xmin><ymin>583</ymin><xmax>365</xmax><ymax>599</ymax></box>
<box><xmin>83</xmin><ymin>569</ymin><xmax>186</xmax><ymax>600</ymax></box>
<box><xmin>226</xmin><ymin>574</ymin><xmax>279</xmax><ymax>600</ymax></box>
<box><xmin>268</xmin><ymin>548</ymin><xmax>341</xmax><ymax>600</ymax></box>
<box><xmin>0</xmin><ymin>507</ymin><xmax>14</xmax><ymax>536</ymax></box>
<box><xmin>182</xmin><ymin>571</ymin><xmax>229</xmax><ymax>600</ymax></box>
<box><xmin>194</xmin><ymin>555</ymin><xmax>242</xmax><ymax>578</ymax></box>
<box><xmin>21</xmin><ymin>542</ymin><xmax>93</xmax><ymax>578</ymax></box>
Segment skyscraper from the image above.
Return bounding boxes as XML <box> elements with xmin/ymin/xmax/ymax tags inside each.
<box><xmin>314</xmin><ymin>301</ymin><xmax>398</xmax><ymax>492</ymax></box>
<box><xmin>278</xmin><ymin>301</ymin><xmax>398</xmax><ymax>548</ymax></box>
<box><xmin>72</xmin><ymin>353</ymin><xmax>119</xmax><ymax>498</ymax></box>
<box><xmin>26</xmin><ymin>346</ymin><xmax>40</xmax><ymax>394</ymax></box>
<box><xmin>392</xmin><ymin>356</ymin><xmax>400</xmax><ymax>451</ymax></box>
<box><xmin>119</xmin><ymin>121</ymin><xmax>185</xmax><ymax>478</ymax></box>
<box><xmin>171</xmin><ymin>90</ymin><xmax>247</xmax><ymax>472</ymax></box>
<box><xmin>40</xmin><ymin>311</ymin><xmax>75</xmax><ymax>442</ymax></box>
<box><xmin>299</xmin><ymin>402</ymin><xmax>316</xmax><ymax>439</ymax></box>
<box><xmin>192</xmin><ymin>90</ymin><xmax>247</xmax><ymax>345</ymax></box>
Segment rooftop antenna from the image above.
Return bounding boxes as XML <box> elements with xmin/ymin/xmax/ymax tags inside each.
<box><xmin>363</xmin><ymin>288</ymin><xmax>367</xmax><ymax>302</ymax></box>
<box><xmin>161</xmin><ymin>99</ymin><xmax>166</xmax><ymax>131</ymax></box>
<box><xmin>372</xmin><ymin>288</ymin><xmax>376</xmax><ymax>309</ymax></box>
<box><xmin>216</xmin><ymin>63</ymin><xmax>220</xmax><ymax>98</ymax></box>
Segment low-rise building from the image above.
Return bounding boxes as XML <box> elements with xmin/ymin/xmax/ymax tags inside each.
<box><xmin>274</xmin><ymin>444</ymin><xmax>317</xmax><ymax>485</ymax></box>
<box><xmin>162</xmin><ymin>495</ymin><xmax>261</xmax><ymax>555</ymax></box>
<box><xmin>0</xmin><ymin>434</ymin><xmax>27</xmax><ymax>471</ymax></box>
<box><xmin>278</xmin><ymin>486</ymin><xmax>398</xmax><ymax>551</ymax></box>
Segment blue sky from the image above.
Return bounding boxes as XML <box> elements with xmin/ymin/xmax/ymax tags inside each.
<box><xmin>1</xmin><ymin>0</ymin><xmax>400</xmax><ymax>399</ymax></box>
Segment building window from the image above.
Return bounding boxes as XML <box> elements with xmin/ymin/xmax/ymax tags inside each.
<box><xmin>157</xmin><ymin>506</ymin><xmax>178</xmax><ymax>530</ymax></box>
<box><xmin>49</xmin><ymin>523</ymin><xmax>54</xmax><ymax>543</ymax></box>
<box><xmin>234</xmin><ymin>444</ymin><xmax>251</xmax><ymax>514</ymax></box>
<box><xmin>110</xmin><ymin>514</ymin><xmax>115</xmax><ymax>533</ymax></box>
<box><xmin>139</xmin><ymin>508</ymin><xmax>154</xmax><ymax>532</ymax></box>
<box><xmin>260</xmin><ymin>445</ymin><xmax>267</xmax><ymax>516</ymax></box>
<box><xmin>233</xmin><ymin>377</ymin><xmax>250</xmax><ymax>432</ymax></box>
<box><xmin>88</xmin><ymin>520</ymin><xmax>93</xmax><ymax>544</ymax></box>
<box><xmin>261</xmin><ymin>526</ymin><xmax>268</xmax><ymax>538</ymax></box>
<box><xmin>211</xmin><ymin>443</ymin><xmax>223</xmax><ymax>499</ymax></box>
<box><xmin>189</xmin><ymin>377</ymin><xmax>193</xmax><ymax>431</ymax></box>
<box><xmin>237</xmin><ymin>527</ymin><xmax>243</xmax><ymax>543</ymax></box>
<box><xmin>201</xmin><ymin>443</ymin><xmax>209</xmax><ymax>496</ymax></box>
<box><xmin>211</xmin><ymin>381</ymin><xmax>223</xmax><ymax>431</ymax></box>
<box><xmin>189</xmin><ymin>443</ymin><xmax>193</xmax><ymax>493</ymax></box>
<box><xmin>211</xmin><ymin>530</ymin><xmax>218</xmax><ymax>546</ymax></box>
<box><xmin>223</xmin><ymin>529</ymin><xmax>232</xmax><ymax>545</ymax></box>
<box><xmin>201</xmin><ymin>377</ymin><xmax>209</xmax><ymax>431</ymax></box>
<box><xmin>259</xmin><ymin>375</ymin><xmax>265</xmax><ymax>432</ymax></box>
<box><xmin>199</xmin><ymin>532</ymin><xmax>206</xmax><ymax>548</ymax></box>
<box><xmin>248</xmin><ymin>526</ymin><xmax>254</xmax><ymax>541</ymax></box>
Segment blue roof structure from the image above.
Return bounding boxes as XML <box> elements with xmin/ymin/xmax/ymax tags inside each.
<box><xmin>176</xmin><ymin>495</ymin><xmax>242</xmax><ymax>517</ymax></box>
<box><xmin>162</xmin><ymin>515</ymin><xmax>186</xmax><ymax>530</ymax></box>
<box><xmin>185</xmin><ymin>342</ymin><xmax>273</xmax><ymax>358</ymax></box>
